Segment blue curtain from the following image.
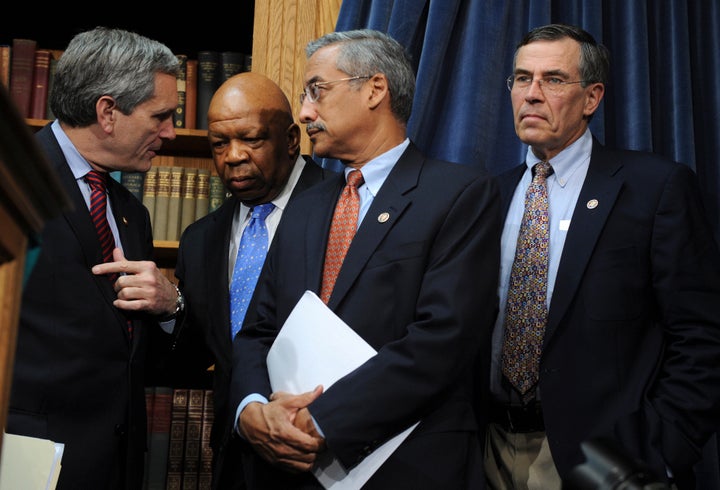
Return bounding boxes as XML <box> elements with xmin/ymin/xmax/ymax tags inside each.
<box><xmin>332</xmin><ymin>0</ymin><xmax>720</xmax><ymax>239</ymax></box>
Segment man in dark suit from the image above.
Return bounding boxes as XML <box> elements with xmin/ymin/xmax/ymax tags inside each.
<box><xmin>170</xmin><ymin>72</ymin><xmax>335</xmax><ymax>490</ymax></box>
<box><xmin>230</xmin><ymin>29</ymin><xmax>502</xmax><ymax>489</ymax></box>
<box><xmin>9</xmin><ymin>27</ymin><xmax>184</xmax><ymax>490</ymax></box>
<box><xmin>484</xmin><ymin>23</ymin><xmax>720</xmax><ymax>489</ymax></box>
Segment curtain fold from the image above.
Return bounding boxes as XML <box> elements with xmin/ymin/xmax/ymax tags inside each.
<box><xmin>332</xmin><ymin>0</ymin><xmax>720</xmax><ymax>239</ymax></box>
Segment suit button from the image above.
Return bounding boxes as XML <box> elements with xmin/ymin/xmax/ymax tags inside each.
<box><xmin>114</xmin><ymin>424</ymin><xmax>127</xmax><ymax>436</ymax></box>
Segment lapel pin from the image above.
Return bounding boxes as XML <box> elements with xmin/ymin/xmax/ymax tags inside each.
<box><xmin>586</xmin><ymin>199</ymin><xmax>598</xmax><ymax>209</ymax></box>
<box><xmin>377</xmin><ymin>212</ymin><xmax>390</xmax><ymax>223</ymax></box>
<box><xmin>122</xmin><ymin>216</ymin><xmax>129</xmax><ymax>226</ymax></box>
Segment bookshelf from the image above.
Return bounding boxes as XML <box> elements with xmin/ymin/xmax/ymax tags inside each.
<box><xmin>4</xmin><ymin>5</ymin><xmax>342</xmax><ymax>485</ymax></box>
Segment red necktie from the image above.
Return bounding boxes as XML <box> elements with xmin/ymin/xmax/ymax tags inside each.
<box><xmin>85</xmin><ymin>170</ymin><xmax>117</xmax><ymax>276</ymax></box>
<box><xmin>502</xmin><ymin>162</ymin><xmax>553</xmax><ymax>401</ymax></box>
<box><xmin>320</xmin><ymin>170</ymin><xmax>364</xmax><ymax>304</ymax></box>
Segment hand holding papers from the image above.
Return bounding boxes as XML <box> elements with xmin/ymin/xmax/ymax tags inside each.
<box><xmin>266</xmin><ymin>290</ymin><xmax>419</xmax><ymax>490</ymax></box>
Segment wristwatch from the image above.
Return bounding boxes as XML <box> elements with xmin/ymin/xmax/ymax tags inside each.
<box><xmin>165</xmin><ymin>283</ymin><xmax>185</xmax><ymax>318</ymax></box>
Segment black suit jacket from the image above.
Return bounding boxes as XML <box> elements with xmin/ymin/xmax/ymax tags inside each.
<box><xmin>172</xmin><ymin>155</ymin><xmax>332</xmax><ymax>488</ymax></box>
<box><xmin>494</xmin><ymin>139</ymin><xmax>720</xmax><ymax>487</ymax></box>
<box><xmin>231</xmin><ymin>142</ymin><xmax>502</xmax><ymax>489</ymax></box>
<box><xmin>8</xmin><ymin>124</ymin><xmax>156</xmax><ymax>490</ymax></box>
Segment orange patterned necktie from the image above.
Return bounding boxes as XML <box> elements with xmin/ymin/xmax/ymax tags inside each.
<box><xmin>320</xmin><ymin>170</ymin><xmax>364</xmax><ymax>304</ymax></box>
<box><xmin>501</xmin><ymin>161</ymin><xmax>553</xmax><ymax>401</ymax></box>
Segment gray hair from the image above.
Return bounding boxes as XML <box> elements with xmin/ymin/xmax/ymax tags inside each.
<box><xmin>306</xmin><ymin>29</ymin><xmax>415</xmax><ymax>124</ymax></box>
<box><xmin>49</xmin><ymin>27</ymin><xmax>180</xmax><ymax>127</ymax></box>
<box><xmin>514</xmin><ymin>23</ymin><xmax>610</xmax><ymax>86</ymax></box>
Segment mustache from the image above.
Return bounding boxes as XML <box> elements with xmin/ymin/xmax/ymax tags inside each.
<box><xmin>306</xmin><ymin>122</ymin><xmax>326</xmax><ymax>133</ymax></box>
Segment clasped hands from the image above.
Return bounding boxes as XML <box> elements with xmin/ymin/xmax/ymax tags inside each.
<box><xmin>238</xmin><ymin>385</ymin><xmax>326</xmax><ymax>473</ymax></box>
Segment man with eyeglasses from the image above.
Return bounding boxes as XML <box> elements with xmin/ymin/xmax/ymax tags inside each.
<box><xmin>230</xmin><ymin>28</ymin><xmax>502</xmax><ymax>489</ymax></box>
<box><xmin>483</xmin><ymin>23</ymin><xmax>720</xmax><ymax>489</ymax></box>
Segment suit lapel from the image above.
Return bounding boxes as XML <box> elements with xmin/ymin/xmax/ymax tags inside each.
<box><xmin>545</xmin><ymin>143</ymin><xmax>624</xmax><ymax>341</ymax></box>
<box><xmin>326</xmin><ymin>145</ymin><xmax>420</xmax><ymax>308</ymax></box>
<box><xmin>206</xmin><ymin>199</ymin><xmax>237</xmax><ymax>359</ymax></box>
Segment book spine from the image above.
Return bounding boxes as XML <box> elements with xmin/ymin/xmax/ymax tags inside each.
<box><xmin>121</xmin><ymin>171</ymin><xmax>145</xmax><ymax>202</ymax></box>
<box><xmin>143</xmin><ymin>386</ymin><xmax>156</xmax><ymax>490</ymax></box>
<box><xmin>174</xmin><ymin>55</ymin><xmax>187</xmax><ymax>129</ymax></box>
<box><xmin>0</xmin><ymin>45</ymin><xmax>11</xmax><ymax>88</ymax></box>
<box><xmin>154</xmin><ymin>166</ymin><xmax>172</xmax><ymax>241</ymax></box>
<box><xmin>142</xmin><ymin>167</ymin><xmax>158</xmax><ymax>231</ymax></box>
<box><xmin>197</xmin><ymin>389</ymin><xmax>214</xmax><ymax>490</ymax></box>
<box><xmin>166</xmin><ymin>167</ymin><xmax>184</xmax><ymax>241</ymax></box>
<box><xmin>179</xmin><ymin>167</ymin><xmax>197</xmax><ymax>234</ymax></box>
<box><xmin>194</xmin><ymin>169</ymin><xmax>211</xmax><ymax>219</ymax></box>
<box><xmin>196</xmin><ymin>51</ymin><xmax>220</xmax><ymax>130</ymax></box>
<box><xmin>147</xmin><ymin>386</ymin><xmax>173</xmax><ymax>490</ymax></box>
<box><xmin>208</xmin><ymin>175</ymin><xmax>226</xmax><ymax>213</ymax></box>
<box><xmin>220</xmin><ymin>51</ymin><xmax>246</xmax><ymax>83</ymax></box>
<box><xmin>29</xmin><ymin>49</ymin><xmax>51</xmax><ymax>119</ymax></box>
<box><xmin>184</xmin><ymin>59</ymin><xmax>198</xmax><ymax>130</ymax></box>
<box><xmin>165</xmin><ymin>388</ymin><xmax>189</xmax><ymax>490</ymax></box>
<box><xmin>180</xmin><ymin>389</ymin><xmax>204</xmax><ymax>490</ymax></box>
<box><xmin>9</xmin><ymin>38</ymin><xmax>37</xmax><ymax>118</ymax></box>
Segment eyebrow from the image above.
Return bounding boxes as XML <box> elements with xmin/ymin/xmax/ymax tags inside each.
<box><xmin>515</xmin><ymin>68</ymin><xmax>572</xmax><ymax>78</ymax></box>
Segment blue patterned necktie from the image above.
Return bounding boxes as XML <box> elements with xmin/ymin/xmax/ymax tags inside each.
<box><xmin>229</xmin><ymin>203</ymin><xmax>275</xmax><ymax>339</ymax></box>
<box><xmin>501</xmin><ymin>161</ymin><xmax>553</xmax><ymax>401</ymax></box>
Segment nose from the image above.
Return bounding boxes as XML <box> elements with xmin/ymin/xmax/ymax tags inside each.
<box><xmin>298</xmin><ymin>98</ymin><xmax>317</xmax><ymax>124</ymax></box>
<box><xmin>524</xmin><ymin>79</ymin><xmax>545</xmax><ymax>101</ymax></box>
<box><xmin>159</xmin><ymin>118</ymin><xmax>177</xmax><ymax>140</ymax></box>
<box><xmin>225</xmin><ymin>140</ymin><xmax>249</xmax><ymax>164</ymax></box>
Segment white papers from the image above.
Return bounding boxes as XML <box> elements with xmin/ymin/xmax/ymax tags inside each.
<box><xmin>267</xmin><ymin>290</ymin><xmax>419</xmax><ymax>490</ymax></box>
<box><xmin>0</xmin><ymin>432</ymin><xmax>64</xmax><ymax>490</ymax></box>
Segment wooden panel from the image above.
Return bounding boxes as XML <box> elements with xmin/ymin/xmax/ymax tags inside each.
<box><xmin>252</xmin><ymin>0</ymin><xmax>341</xmax><ymax>154</ymax></box>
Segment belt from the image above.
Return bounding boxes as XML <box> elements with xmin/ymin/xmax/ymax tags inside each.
<box><xmin>490</xmin><ymin>401</ymin><xmax>544</xmax><ymax>433</ymax></box>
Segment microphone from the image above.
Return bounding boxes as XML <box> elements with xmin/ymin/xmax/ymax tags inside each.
<box><xmin>566</xmin><ymin>438</ymin><xmax>671</xmax><ymax>490</ymax></box>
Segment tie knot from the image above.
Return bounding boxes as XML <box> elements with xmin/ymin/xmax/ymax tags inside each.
<box><xmin>533</xmin><ymin>162</ymin><xmax>553</xmax><ymax>179</ymax></box>
<box><xmin>84</xmin><ymin>170</ymin><xmax>108</xmax><ymax>191</ymax></box>
<box><xmin>251</xmin><ymin>202</ymin><xmax>275</xmax><ymax>221</ymax></box>
<box><xmin>346</xmin><ymin>169</ymin><xmax>364</xmax><ymax>188</ymax></box>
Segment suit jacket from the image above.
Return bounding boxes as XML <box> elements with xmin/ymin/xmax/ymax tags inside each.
<box><xmin>8</xmin><ymin>124</ymin><xmax>155</xmax><ymax>490</ymax></box>
<box><xmin>172</xmin><ymin>155</ymin><xmax>333</xmax><ymax>489</ymax></box>
<box><xmin>231</xmin><ymin>142</ymin><xmax>502</xmax><ymax>489</ymax></box>
<box><xmin>494</xmin><ymin>139</ymin><xmax>720</xmax><ymax>487</ymax></box>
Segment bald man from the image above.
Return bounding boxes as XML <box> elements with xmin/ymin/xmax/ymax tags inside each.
<box><xmin>169</xmin><ymin>72</ymin><xmax>335</xmax><ymax>490</ymax></box>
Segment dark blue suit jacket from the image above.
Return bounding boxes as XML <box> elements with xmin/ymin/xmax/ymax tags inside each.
<box><xmin>494</xmin><ymin>139</ymin><xmax>720</xmax><ymax>487</ymax></box>
<box><xmin>9</xmin><ymin>124</ymin><xmax>155</xmax><ymax>489</ymax></box>
<box><xmin>172</xmin><ymin>155</ymin><xmax>333</xmax><ymax>488</ymax></box>
<box><xmin>231</xmin><ymin>142</ymin><xmax>502</xmax><ymax>489</ymax></box>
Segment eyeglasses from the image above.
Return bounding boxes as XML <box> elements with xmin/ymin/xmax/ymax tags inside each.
<box><xmin>506</xmin><ymin>75</ymin><xmax>588</xmax><ymax>94</ymax></box>
<box><xmin>299</xmin><ymin>76</ymin><xmax>370</xmax><ymax>105</ymax></box>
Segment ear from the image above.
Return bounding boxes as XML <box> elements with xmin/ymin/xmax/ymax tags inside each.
<box><xmin>286</xmin><ymin>122</ymin><xmax>301</xmax><ymax>156</ymax></box>
<box><xmin>583</xmin><ymin>82</ymin><xmax>605</xmax><ymax>118</ymax></box>
<box><xmin>367</xmin><ymin>73</ymin><xmax>389</xmax><ymax>110</ymax></box>
<box><xmin>96</xmin><ymin>95</ymin><xmax>117</xmax><ymax>134</ymax></box>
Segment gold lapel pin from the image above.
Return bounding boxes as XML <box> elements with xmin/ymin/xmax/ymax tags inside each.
<box><xmin>586</xmin><ymin>199</ymin><xmax>598</xmax><ymax>209</ymax></box>
<box><xmin>122</xmin><ymin>217</ymin><xmax>129</xmax><ymax>226</ymax></box>
<box><xmin>377</xmin><ymin>212</ymin><xmax>390</xmax><ymax>223</ymax></box>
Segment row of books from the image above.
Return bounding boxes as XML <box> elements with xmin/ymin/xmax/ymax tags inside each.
<box><xmin>144</xmin><ymin>387</ymin><xmax>214</xmax><ymax>490</ymax></box>
<box><xmin>177</xmin><ymin>51</ymin><xmax>252</xmax><ymax>130</ymax></box>
<box><xmin>0</xmin><ymin>38</ymin><xmax>61</xmax><ymax>120</ymax></box>
<box><xmin>119</xmin><ymin>159</ymin><xmax>229</xmax><ymax>242</ymax></box>
<box><xmin>0</xmin><ymin>37</ymin><xmax>251</xmax><ymax>130</ymax></box>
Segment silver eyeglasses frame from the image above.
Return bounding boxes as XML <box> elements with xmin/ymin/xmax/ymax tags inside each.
<box><xmin>506</xmin><ymin>74</ymin><xmax>588</xmax><ymax>93</ymax></box>
<box><xmin>299</xmin><ymin>75</ymin><xmax>371</xmax><ymax>105</ymax></box>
